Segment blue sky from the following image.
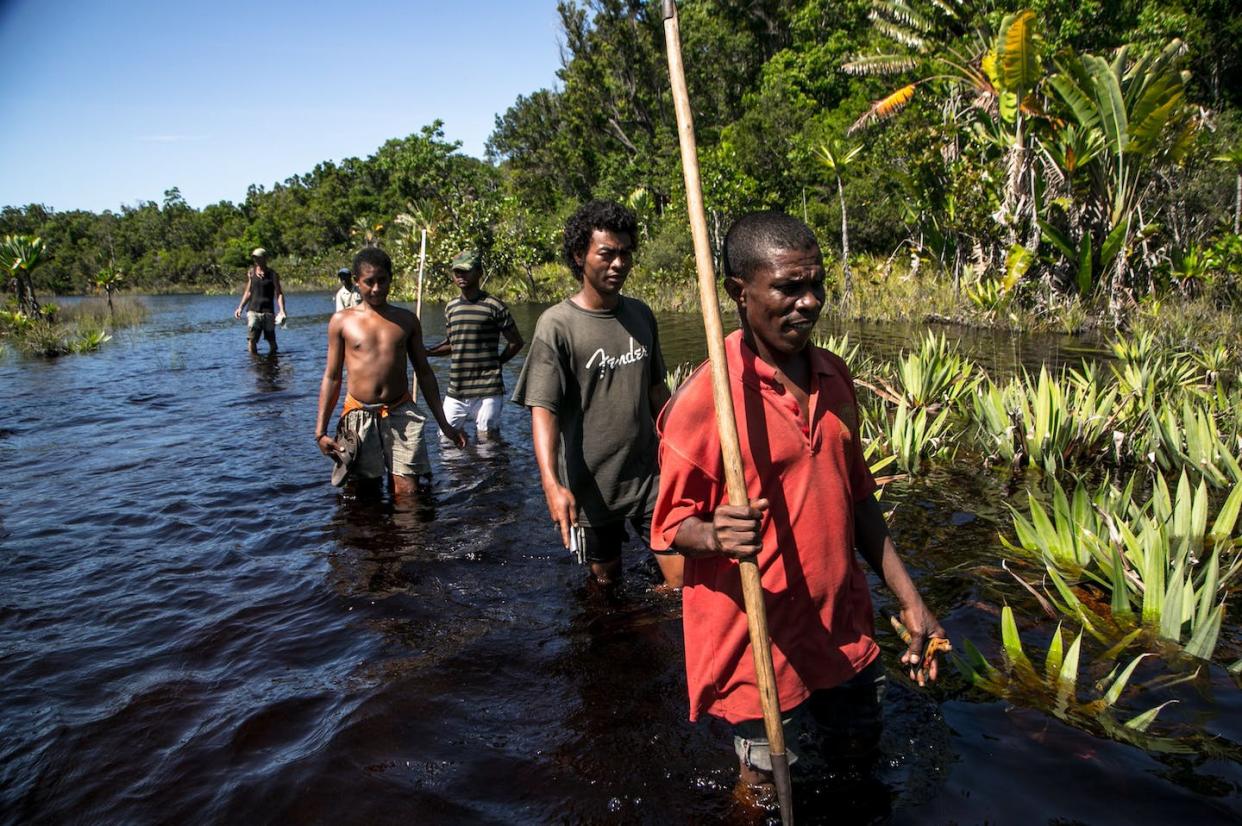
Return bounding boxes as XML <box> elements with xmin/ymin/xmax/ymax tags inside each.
<box><xmin>0</xmin><ymin>1</ymin><xmax>564</xmax><ymax>212</ymax></box>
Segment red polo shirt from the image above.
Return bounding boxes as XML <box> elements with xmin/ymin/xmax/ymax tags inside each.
<box><xmin>651</xmin><ymin>331</ymin><xmax>879</xmax><ymax>723</ymax></box>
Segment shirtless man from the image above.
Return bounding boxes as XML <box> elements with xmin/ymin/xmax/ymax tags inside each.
<box><xmin>314</xmin><ymin>247</ymin><xmax>466</xmax><ymax>496</ymax></box>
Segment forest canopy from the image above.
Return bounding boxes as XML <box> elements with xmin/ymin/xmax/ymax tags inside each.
<box><xmin>3</xmin><ymin>0</ymin><xmax>1240</xmax><ymax>309</ymax></box>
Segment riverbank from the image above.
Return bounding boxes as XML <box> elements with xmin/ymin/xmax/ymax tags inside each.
<box><xmin>23</xmin><ymin>250</ymin><xmax>1242</xmax><ymax>359</ymax></box>
<box><xmin>470</xmin><ymin>256</ymin><xmax>1242</xmax><ymax>354</ymax></box>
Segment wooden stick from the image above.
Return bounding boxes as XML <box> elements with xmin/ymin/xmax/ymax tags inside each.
<box><xmin>413</xmin><ymin>228</ymin><xmax>427</xmax><ymax>402</ymax></box>
<box><xmin>660</xmin><ymin>3</ymin><xmax>793</xmax><ymax>823</ymax></box>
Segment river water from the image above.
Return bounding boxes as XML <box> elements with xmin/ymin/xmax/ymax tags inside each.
<box><xmin>1</xmin><ymin>293</ymin><xmax>1239</xmax><ymax>824</ymax></box>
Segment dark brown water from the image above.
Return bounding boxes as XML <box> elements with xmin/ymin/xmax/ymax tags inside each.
<box><xmin>1</xmin><ymin>294</ymin><xmax>1239</xmax><ymax>824</ymax></box>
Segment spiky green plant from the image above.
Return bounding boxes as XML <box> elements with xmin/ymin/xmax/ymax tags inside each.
<box><xmin>884</xmin><ymin>331</ymin><xmax>979</xmax><ymax>411</ymax></box>
<box><xmin>1144</xmin><ymin>397</ymin><xmax>1242</xmax><ymax>488</ymax></box>
<box><xmin>812</xmin><ymin>331</ymin><xmax>860</xmax><ymax>369</ymax></box>
<box><xmin>70</xmin><ymin>328</ymin><xmax>112</xmax><ymax>354</ymax></box>
<box><xmin>664</xmin><ymin>362</ymin><xmax>696</xmax><ymax>393</ymax></box>
<box><xmin>956</xmin><ymin>606</ymin><xmax>1190</xmax><ymax>748</ymax></box>
<box><xmin>971</xmin><ymin>377</ymin><xmax>1023</xmax><ymax>467</ymax></box>
<box><xmin>887</xmin><ymin>399</ymin><xmax>953</xmax><ymax>475</ymax></box>
<box><xmin>1003</xmin><ymin>472</ymin><xmax>1242</xmax><ymax>659</ymax></box>
<box><xmin>1014</xmin><ymin>364</ymin><xmax>1121</xmax><ymax>473</ymax></box>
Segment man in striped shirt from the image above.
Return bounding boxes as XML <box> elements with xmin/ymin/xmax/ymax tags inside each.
<box><xmin>428</xmin><ymin>249</ymin><xmax>525</xmax><ymax>441</ymax></box>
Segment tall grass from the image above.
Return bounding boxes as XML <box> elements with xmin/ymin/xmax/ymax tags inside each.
<box><xmin>0</xmin><ymin>296</ymin><xmax>146</xmax><ymax>357</ymax></box>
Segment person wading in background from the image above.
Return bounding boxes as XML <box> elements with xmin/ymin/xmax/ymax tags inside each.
<box><xmin>427</xmin><ymin>249</ymin><xmax>524</xmax><ymax>442</ymax></box>
<box><xmin>334</xmin><ymin>266</ymin><xmax>361</xmax><ymax>312</ymax></box>
<box><xmin>234</xmin><ymin>247</ymin><xmax>286</xmax><ymax>353</ymax></box>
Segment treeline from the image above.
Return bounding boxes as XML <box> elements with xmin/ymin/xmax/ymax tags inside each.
<box><xmin>4</xmin><ymin>0</ymin><xmax>1242</xmax><ymax>308</ymax></box>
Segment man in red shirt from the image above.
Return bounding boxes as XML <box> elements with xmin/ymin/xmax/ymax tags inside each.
<box><xmin>651</xmin><ymin>211</ymin><xmax>945</xmax><ymax>794</ymax></box>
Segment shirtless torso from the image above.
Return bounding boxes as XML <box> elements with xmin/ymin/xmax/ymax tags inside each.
<box><xmin>335</xmin><ymin>302</ymin><xmax>420</xmax><ymax>404</ymax></box>
<box><xmin>314</xmin><ymin>261</ymin><xmax>465</xmax><ymax>492</ymax></box>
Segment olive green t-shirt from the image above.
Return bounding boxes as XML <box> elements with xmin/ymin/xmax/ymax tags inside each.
<box><xmin>511</xmin><ymin>296</ymin><xmax>667</xmax><ymax>526</ymax></box>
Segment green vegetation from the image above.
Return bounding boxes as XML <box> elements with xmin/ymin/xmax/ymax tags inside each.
<box><xmin>954</xmin><ymin>606</ymin><xmax>1215</xmax><ymax>754</ymax></box>
<box><xmin>1</xmin><ymin>2</ymin><xmax>1238</xmax><ymax>342</ymax></box>
<box><xmin>2</xmin><ymin>233</ymin><xmax>147</xmax><ymax>356</ymax></box>
<box><xmin>825</xmin><ymin>325</ymin><xmax>1242</xmax><ymax>745</ymax></box>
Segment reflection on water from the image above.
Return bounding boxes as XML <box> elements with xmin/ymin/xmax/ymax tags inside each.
<box><xmin>248</xmin><ymin>350</ymin><xmax>289</xmax><ymax>393</ymax></box>
<box><xmin>0</xmin><ymin>293</ymin><xmax>1238</xmax><ymax>824</ymax></box>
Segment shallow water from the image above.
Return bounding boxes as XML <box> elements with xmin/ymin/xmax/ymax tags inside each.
<box><xmin>1</xmin><ymin>293</ymin><xmax>1238</xmax><ymax>824</ymax></box>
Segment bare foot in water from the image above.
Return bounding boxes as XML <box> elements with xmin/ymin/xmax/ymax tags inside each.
<box><xmin>732</xmin><ymin>778</ymin><xmax>778</xmax><ymax>815</ymax></box>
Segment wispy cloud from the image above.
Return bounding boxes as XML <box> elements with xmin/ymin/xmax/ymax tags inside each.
<box><xmin>134</xmin><ymin>134</ymin><xmax>209</xmax><ymax>143</ymax></box>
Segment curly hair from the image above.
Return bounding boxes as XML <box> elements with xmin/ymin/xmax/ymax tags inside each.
<box><xmin>352</xmin><ymin>246</ymin><xmax>393</xmax><ymax>279</ymax></box>
<box><xmin>562</xmin><ymin>200</ymin><xmax>639</xmax><ymax>279</ymax></box>
<box><xmin>723</xmin><ymin>211</ymin><xmax>819</xmax><ymax>282</ymax></box>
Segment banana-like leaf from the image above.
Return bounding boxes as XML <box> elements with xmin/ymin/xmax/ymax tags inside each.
<box><xmin>1039</xmin><ymin>220</ymin><xmax>1076</xmax><ymax>259</ymax></box>
<box><xmin>1003</xmin><ymin>244</ymin><xmax>1034</xmax><ymax>290</ymax></box>
<box><xmin>850</xmin><ymin>83</ymin><xmax>917</xmax><ymax>133</ymax></box>
<box><xmin>1076</xmin><ymin>233</ymin><xmax>1094</xmax><ymax>295</ymax></box>
<box><xmin>1048</xmin><ymin>70</ymin><xmax>1099</xmax><ymax>131</ymax></box>
<box><xmin>997</xmin><ymin>10</ymin><xmax>1040</xmax><ymax>99</ymax></box>
<box><xmin>1100</xmin><ymin>220</ymin><xmax>1128</xmax><ymax>271</ymax></box>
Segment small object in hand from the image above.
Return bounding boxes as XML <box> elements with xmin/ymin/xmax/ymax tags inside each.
<box><xmin>569</xmin><ymin>524</ymin><xmax>586</xmax><ymax>565</ymax></box>
<box><xmin>329</xmin><ymin>430</ymin><xmax>359</xmax><ymax>487</ymax></box>
<box><xmin>274</xmin><ymin>311</ymin><xmax>288</xmax><ymax>327</ymax></box>
<box><xmin>890</xmin><ymin>615</ymin><xmax>952</xmax><ymax>683</ymax></box>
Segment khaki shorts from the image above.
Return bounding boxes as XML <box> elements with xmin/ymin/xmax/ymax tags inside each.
<box><xmin>246</xmin><ymin>311</ymin><xmax>275</xmax><ymax>337</ymax></box>
<box><xmin>336</xmin><ymin>399</ymin><xmax>431</xmax><ymax>479</ymax></box>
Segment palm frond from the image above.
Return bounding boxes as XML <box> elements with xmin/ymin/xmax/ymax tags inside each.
<box><xmin>872</xmin><ymin>0</ymin><xmax>933</xmax><ymax>33</ymax></box>
<box><xmin>842</xmin><ymin>53</ymin><xmax>919</xmax><ymax>76</ymax></box>
<box><xmin>849</xmin><ymin>84</ymin><xmax>918</xmax><ymax>134</ymax></box>
<box><xmin>870</xmin><ymin>14</ymin><xmax>928</xmax><ymax>50</ymax></box>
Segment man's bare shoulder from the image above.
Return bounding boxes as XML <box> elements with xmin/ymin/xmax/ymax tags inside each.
<box><xmin>381</xmin><ymin>304</ymin><xmax>417</xmax><ymax>327</ymax></box>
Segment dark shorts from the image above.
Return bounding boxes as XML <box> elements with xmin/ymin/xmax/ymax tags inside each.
<box><xmin>577</xmin><ymin>490</ymin><xmax>673</xmax><ymax>564</ymax></box>
<box><xmin>732</xmin><ymin>658</ymin><xmax>886</xmax><ymax>773</ymax></box>
<box><xmin>578</xmin><ymin>514</ymin><xmax>648</xmax><ymax>564</ymax></box>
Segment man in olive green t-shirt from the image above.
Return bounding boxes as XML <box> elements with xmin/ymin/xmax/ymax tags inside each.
<box><xmin>512</xmin><ymin>200</ymin><xmax>683</xmax><ymax>590</ymax></box>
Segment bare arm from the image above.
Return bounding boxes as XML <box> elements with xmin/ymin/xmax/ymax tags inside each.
<box><xmin>315</xmin><ymin>314</ymin><xmax>345</xmax><ymax>456</ymax></box>
<box><xmin>854</xmin><ymin>495</ymin><xmax>946</xmax><ymax>684</ymax></box>
<box><xmin>408</xmin><ymin>318</ymin><xmax>466</xmax><ymax>447</ymax></box>
<box><xmin>499</xmin><ymin>324</ymin><xmax>524</xmax><ymax>364</ymax></box>
<box><xmin>531</xmin><ymin>405</ymin><xmax>576</xmax><ymax>548</ymax></box>
<box><xmin>234</xmin><ymin>275</ymin><xmax>251</xmax><ymax>318</ymax></box>
<box><xmin>426</xmin><ymin>339</ymin><xmax>451</xmax><ymax>357</ymax></box>
<box><xmin>274</xmin><ymin>272</ymin><xmax>286</xmax><ymax>315</ymax></box>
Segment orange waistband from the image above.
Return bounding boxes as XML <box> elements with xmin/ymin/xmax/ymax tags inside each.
<box><xmin>342</xmin><ymin>391</ymin><xmax>413</xmax><ymax>418</ymax></box>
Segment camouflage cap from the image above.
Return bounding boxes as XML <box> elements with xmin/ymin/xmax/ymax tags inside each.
<box><xmin>450</xmin><ymin>249</ymin><xmax>481</xmax><ymax>271</ymax></box>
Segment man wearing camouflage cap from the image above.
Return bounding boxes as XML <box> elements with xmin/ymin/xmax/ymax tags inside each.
<box><xmin>427</xmin><ymin>249</ymin><xmax>524</xmax><ymax>441</ymax></box>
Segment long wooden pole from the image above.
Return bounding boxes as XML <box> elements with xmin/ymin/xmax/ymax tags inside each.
<box><xmin>413</xmin><ymin>227</ymin><xmax>428</xmax><ymax>402</ymax></box>
<box><xmin>661</xmin><ymin>3</ymin><xmax>793</xmax><ymax>823</ymax></box>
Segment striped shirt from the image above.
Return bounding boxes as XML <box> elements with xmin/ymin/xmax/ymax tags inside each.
<box><xmin>444</xmin><ymin>292</ymin><xmax>515</xmax><ymax>398</ymax></box>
